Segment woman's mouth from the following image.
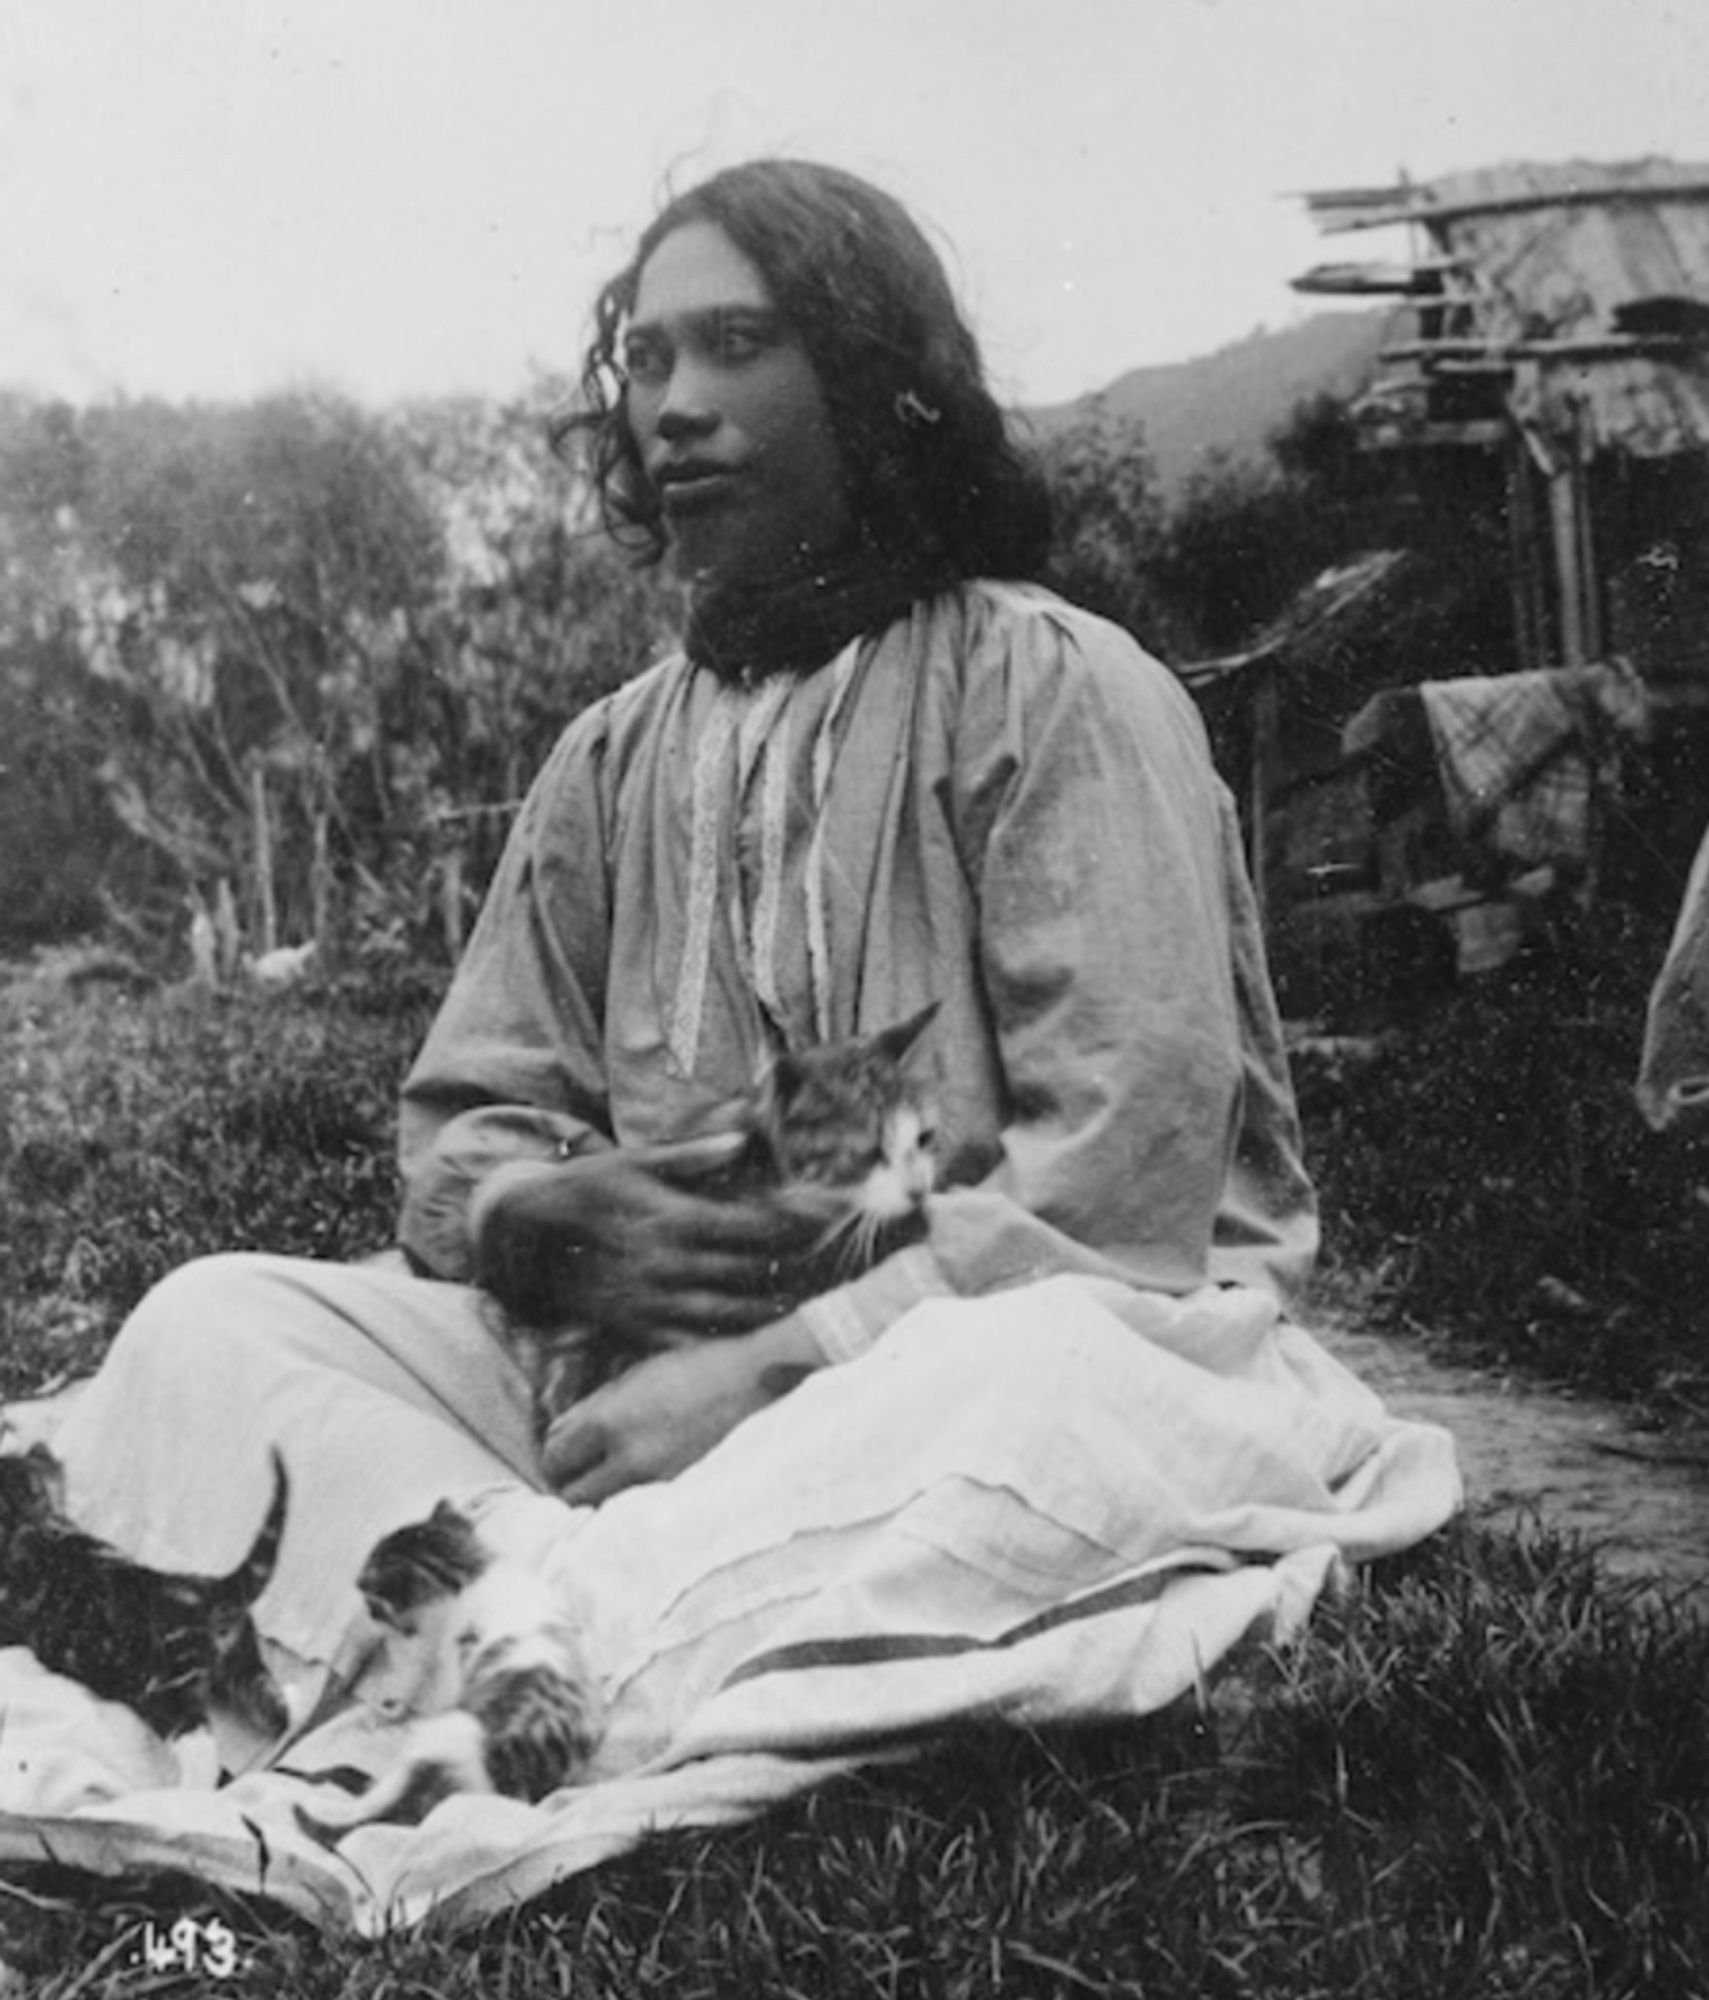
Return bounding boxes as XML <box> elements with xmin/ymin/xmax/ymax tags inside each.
<box><xmin>658</xmin><ymin>464</ymin><xmax>738</xmax><ymax>513</ymax></box>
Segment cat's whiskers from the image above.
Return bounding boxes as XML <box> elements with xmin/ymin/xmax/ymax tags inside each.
<box><xmin>802</xmin><ymin>1199</ymin><xmax>870</xmax><ymax>1278</ymax></box>
<box><xmin>805</xmin><ymin>1194</ymin><xmax>910</xmax><ymax>1283</ymax></box>
<box><xmin>807</xmin><ymin>1203</ymin><xmax>859</xmax><ymax>1257</ymax></box>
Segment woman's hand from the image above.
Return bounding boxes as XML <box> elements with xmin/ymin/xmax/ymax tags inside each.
<box><xmin>473</xmin><ymin>1137</ymin><xmax>827</xmax><ymax>1348</ymax></box>
<box><xmin>542</xmin><ymin>1314</ymin><xmax>824</xmax><ymax>1503</ymax></box>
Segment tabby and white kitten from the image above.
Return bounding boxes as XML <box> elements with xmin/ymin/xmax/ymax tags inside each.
<box><xmin>0</xmin><ymin>1443</ymin><xmax>289</xmax><ymax>1741</ymax></box>
<box><xmin>296</xmin><ymin>1499</ymin><xmax>602</xmax><ymax>1837</ymax></box>
<box><xmin>744</xmin><ymin>1000</ymin><xmax>941</xmax><ymax>1271</ymax></box>
<box><xmin>516</xmin><ymin>1001</ymin><xmax>941</xmax><ymax>1426</ymax></box>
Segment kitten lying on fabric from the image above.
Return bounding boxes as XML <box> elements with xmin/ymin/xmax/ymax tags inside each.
<box><xmin>295</xmin><ymin>1498</ymin><xmax>603</xmax><ymax>1837</ymax></box>
<box><xmin>513</xmin><ymin>1001</ymin><xmax>941</xmax><ymax>1430</ymax></box>
<box><xmin>0</xmin><ymin>1440</ymin><xmax>288</xmax><ymax>1742</ymax></box>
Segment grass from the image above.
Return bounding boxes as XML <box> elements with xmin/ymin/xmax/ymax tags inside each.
<box><xmin>3</xmin><ymin>946</ymin><xmax>1709</xmax><ymax>1994</ymax></box>
<box><xmin>2</xmin><ymin>1525</ymin><xmax>1705</xmax><ymax>1997</ymax></box>
<box><xmin>0</xmin><ymin>954</ymin><xmax>437</xmax><ymax>1401</ymax></box>
<box><xmin>1300</xmin><ymin>899</ymin><xmax>1709</xmax><ymax>1423</ymax></box>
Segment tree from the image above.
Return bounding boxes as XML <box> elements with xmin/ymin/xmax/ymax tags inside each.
<box><xmin>0</xmin><ymin>385</ymin><xmax>683</xmax><ymax>965</ymax></box>
<box><xmin>1144</xmin><ymin>396</ymin><xmax>1399</xmax><ymax>659</ymax></box>
<box><xmin>0</xmin><ymin>396</ymin><xmax>133</xmax><ymax>946</ymax></box>
<box><xmin>59</xmin><ymin>391</ymin><xmax>448</xmax><ymax>956</ymax></box>
<box><xmin>376</xmin><ymin>389</ymin><xmax>680</xmax><ymax>954</ymax></box>
<box><xmin>1031</xmin><ymin>405</ymin><xmax>1183</xmax><ymax>654</ymax></box>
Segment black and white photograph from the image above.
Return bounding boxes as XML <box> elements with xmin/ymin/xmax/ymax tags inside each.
<box><xmin>2</xmin><ymin>1</ymin><xmax>1708</xmax><ymax>1990</ymax></box>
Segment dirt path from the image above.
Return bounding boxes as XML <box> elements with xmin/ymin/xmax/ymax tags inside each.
<box><xmin>1317</xmin><ymin>1316</ymin><xmax>1709</xmax><ymax>1597</ymax></box>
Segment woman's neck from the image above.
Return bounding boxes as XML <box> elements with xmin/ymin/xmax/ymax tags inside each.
<box><xmin>684</xmin><ymin>545</ymin><xmax>954</xmax><ymax>684</ymax></box>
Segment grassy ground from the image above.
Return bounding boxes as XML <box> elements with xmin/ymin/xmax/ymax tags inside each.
<box><xmin>2</xmin><ymin>1524</ymin><xmax>1705</xmax><ymax>1997</ymax></box>
<box><xmin>3</xmin><ymin>948</ymin><xmax>1709</xmax><ymax>1995</ymax></box>
<box><xmin>1301</xmin><ymin>899</ymin><xmax>1709</xmax><ymax>1424</ymax></box>
<box><xmin>0</xmin><ymin>956</ymin><xmax>436</xmax><ymax>1400</ymax></box>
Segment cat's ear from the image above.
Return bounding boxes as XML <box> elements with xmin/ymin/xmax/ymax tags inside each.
<box><xmin>765</xmin><ymin>1050</ymin><xmax>809</xmax><ymax>1108</ymax></box>
<box><xmin>875</xmin><ymin>1000</ymin><xmax>940</xmax><ymax>1066</ymax></box>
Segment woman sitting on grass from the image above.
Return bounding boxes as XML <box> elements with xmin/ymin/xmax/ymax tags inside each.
<box><xmin>37</xmin><ymin>160</ymin><xmax>1449</xmax><ymax>1771</ymax></box>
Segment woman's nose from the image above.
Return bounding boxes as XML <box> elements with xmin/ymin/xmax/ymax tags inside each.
<box><xmin>656</xmin><ymin>403</ymin><xmax>715</xmax><ymax>441</ymax></box>
<box><xmin>654</xmin><ymin>357</ymin><xmax>718</xmax><ymax>438</ymax></box>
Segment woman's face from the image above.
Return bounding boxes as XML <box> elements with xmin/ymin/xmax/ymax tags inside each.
<box><xmin>623</xmin><ymin>220</ymin><xmax>853</xmax><ymax>590</ymax></box>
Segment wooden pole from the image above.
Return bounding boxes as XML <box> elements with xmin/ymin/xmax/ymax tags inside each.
<box><xmin>1575</xmin><ymin>447</ymin><xmax>1604</xmax><ymax>661</ymax></box>
<box><xmin>214</xmin><ymin>878</ymin><xmax>242</xmax><ymax>980</ymax></box>
<box><xmin>1308</xmin><ymin>177</ymin><xmax>1709</xmax><ymax>233</ymax></box>
<box><xmin>439</xmin><ymin>839</ymin><xmax>467</xmax><ymax>961</ymax></box>
<box><xmin>1249</xmin><ymin>663</ymin><xmax>1280</xmax><ymax>930</ymax></box>
<box><xmin>1548</xmin><ymin>468</ymin><xmax>1589</xmax><ymax>666</ymax></box>
<box><xmin>250</xmin><ymin>761</ymin><xmax>278</xmax><ymax>956</ymax></box>
<box><xmin>1505</xmin><ymin>440</ymin><xmax>1546</xmax><ymax>671</ymax></box>
<box><xmin>310</xmin><ymin>808</ymin><xmax>333</xmax><ymax>959</ymax></box>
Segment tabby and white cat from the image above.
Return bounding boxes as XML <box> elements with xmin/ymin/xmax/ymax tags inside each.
<box><xmin>745</xmin><ymin>1000</ymin><xmax>940</xmax><ymax>1262</ymax></box>
<box><xmin>0</xmin><ymin>1442</ymin><xmax>289</xmax><ymax>1741</ymax></box>
<box><xmin>515</xmin><ymin>1001</ymin><xmax>942</xmax><ymax>1427</ymax></box>
<box><xmin>295</xmin><ymin>1498</ymin><xmax>602</xmax><ymax>1836</ymax></box>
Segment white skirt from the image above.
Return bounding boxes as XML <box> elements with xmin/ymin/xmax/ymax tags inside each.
<box><xmin>7</xmin><ymin>1256</ymin><xmax>1463</xmax><ymax>1933</ymax></box>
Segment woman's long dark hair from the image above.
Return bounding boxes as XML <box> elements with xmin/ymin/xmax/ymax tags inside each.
<box><xmin>554</xmin><ymin>159</ymin><xmax>1051</xmax><ymax>581</ymax></box>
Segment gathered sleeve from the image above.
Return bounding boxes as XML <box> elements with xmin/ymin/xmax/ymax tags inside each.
<box><xmin>796</xmin><ymin>592</ymin><xmax>1314</xmax><ymax>1365</ymax></box>
<box><xmin>395</xmin><ymin>711</ymin><xmax>620</xmax><ymax>1280</ymax></box>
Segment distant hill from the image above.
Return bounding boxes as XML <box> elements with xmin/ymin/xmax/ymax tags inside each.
<box><xmin>1026</xmin><ymin>308</ymin><xmax>1394</xmax><ymax>500</ymax></box>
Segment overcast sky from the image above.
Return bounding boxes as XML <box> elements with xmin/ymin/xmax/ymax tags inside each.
<box><xmin>3</xmin><ymin>0</ymin><xmax>1706</xmax><ymax>412</ymax></box>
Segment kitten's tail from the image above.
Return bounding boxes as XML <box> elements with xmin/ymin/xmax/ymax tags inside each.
<box><xmin>212</xmin><ymin>1450</ymin><xmax>290</xmax><ymax>1609</ymax></box>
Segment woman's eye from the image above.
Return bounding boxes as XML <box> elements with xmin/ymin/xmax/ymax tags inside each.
<box><xmin>711</xmin><ymin>312</ymin><xmax>785</xmax><ymax>364</ymax></box>
<box><xmin>621</xmin><ymin>340</ymin><xmax>671</xmax><ymax>388</ymax></box>
<box><xmin>716</xmin><ymin>322</ymin><xmax>765</xmax><ymax>362</ymax></box>
<box><xmin>621</xmin><ymin>314</ymin><xmax>779</xmax><ymax>387</ymax></box>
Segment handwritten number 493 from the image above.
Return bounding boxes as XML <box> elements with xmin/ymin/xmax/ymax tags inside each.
<box><xmin>138</xmin><ymin>1916</ymin><xmax>239</xmax><ymax>1977</ymax></box>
